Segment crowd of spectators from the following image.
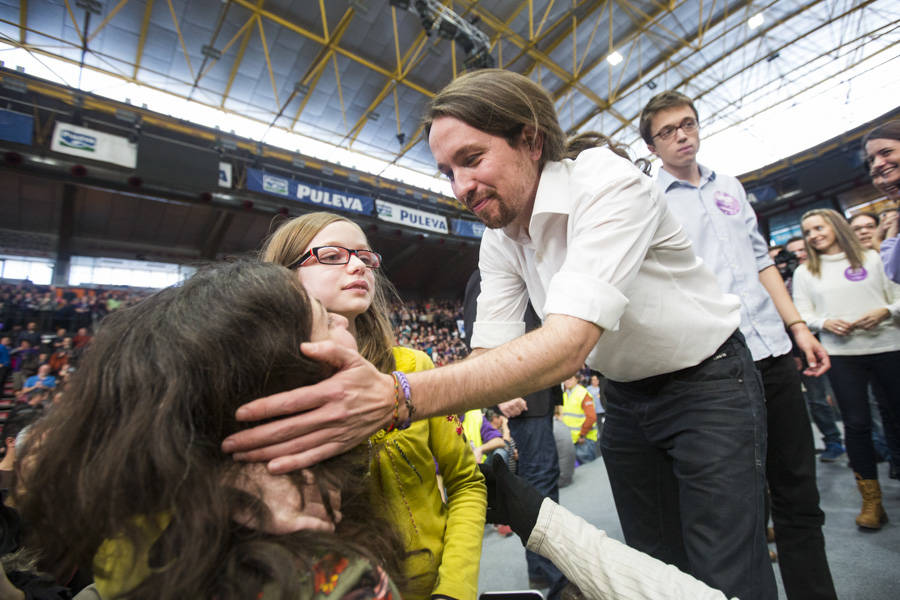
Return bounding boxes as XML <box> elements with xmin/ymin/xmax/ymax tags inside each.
<box><xmin>0</xmin><ymin>282</ymin><xmax>152</xmax><ymax>335</ymax></box>
<box><xmin>0</xmin><ymin>282</ymin><xmax>155</xmax><ymax>409</ymax></box>
<box><xmin>1</xmin><ymin>280</ymin><xmax>473</xmax><ymax>403</ymax></box>
<box><xmin>389</xmin><ymin>298</ymin><xmax>469</xmax><ymax>366</ymax></box>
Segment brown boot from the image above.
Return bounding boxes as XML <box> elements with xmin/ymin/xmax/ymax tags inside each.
<box><xmin>855</xmin><ymin>473</ymin><xmax>889</xmax><ymax>529</ymax></box>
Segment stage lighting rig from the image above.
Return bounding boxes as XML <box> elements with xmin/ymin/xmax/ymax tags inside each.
<box><xmin>397</xmin><ymin>0</ymin><xmax>494</xmax><ymax>69</ymax></box>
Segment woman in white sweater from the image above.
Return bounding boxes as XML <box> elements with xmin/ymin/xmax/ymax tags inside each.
<box><xmin>793</xmin><ymin>208</ymin><xmax>900</xmax><ymax>530</ymax></box>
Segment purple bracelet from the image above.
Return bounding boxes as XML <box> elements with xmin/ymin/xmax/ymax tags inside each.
<box><xmin>391</xmin><ymin>370</ymin><xmax>414</xmax><ymax>430</ymax></box>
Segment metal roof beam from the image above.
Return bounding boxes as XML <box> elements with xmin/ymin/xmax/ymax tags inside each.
<box><xmin>289</xmin><ymin>8</ymin><xmax>356</xmax><ymax>128</ymax></box>
<box><xmin>603</xmin><ymin>0</ymin><xmax>867</xmax><ymax>138</ymax></box>
<box><xmin>459</xmin><ymin>1</ymin><xmax>632</xmax><ymax>127</ymax></box>
<box><xmin>565</xmin><ymin>0</ymin><xmax>761</xmax><ymax>134</ymax></box>
<box><xmin>690</xmin><ymin>6</ymin><xmax>892</xmax><ymax>135</ymax></box>
<box><xmin>345</xmin><ymin>23</ymin><xmax>432</xmax><ymax>146</ymax></box>
<box><xmin>133</xmin><ymin>0</ymin><xmax>155</xmax><ymax>79</ymax></box>
<box><xmin>231</xmin><ymin>0</ymin><xmax>433</xmax><ymax>98</ymax></box>
<box><xmin>165</xmin><ymin>0</ymin><xmax>196</xmax><ymax>80</ymax></box>
<box><xmin>86</xmin><ymin>0</ymin><xmax>128</xmax><ymax>44</ymax></box>
<box><xmin>708</xmin><ymin>41</ymin><xmax>898</xmax><ymax>151</ymax></box>
<box><xmin>19</xmin><ymin>0</ymin><xmax>26</xmax><ymax>44</ymax></box>
<box><xmin>220</xmin><ymin>9</ymin><xmax>259</xmax><ymax>108</ymax></box>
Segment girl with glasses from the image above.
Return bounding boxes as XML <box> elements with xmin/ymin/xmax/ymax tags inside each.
<box><xmin>14</xmin><ymin>261</ymin><xmax>405</xmax><ymax>598</ymax></box>
<box><xmin>792</xmin><ymin>208</ymin><xmax>900</xmax><ymax>530</ymax></box>
<box><xmin>262</xmin><ymin>212</ymin><xmax>486</xmax><ymax>600</ymax></box>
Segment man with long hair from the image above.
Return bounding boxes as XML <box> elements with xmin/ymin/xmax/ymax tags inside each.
<box><xmin>225</xmin><ymin>70</ymin><xmax>776</xmax><ymax>600</ymax></box>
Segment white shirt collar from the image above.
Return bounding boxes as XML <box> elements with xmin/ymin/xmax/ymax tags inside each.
<box><xmin>657</xmin><ymin>163</ymin><xmax>716</xmax><ymax>191</ymax></box>
<box><xmin>498</xmin><ymin>155</ymin><xmax>579</xmax><ymax>246</ymax></box>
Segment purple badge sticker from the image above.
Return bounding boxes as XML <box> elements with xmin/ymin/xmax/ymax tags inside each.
<box><xmin>714</xmin><ymin>191</ymin><xmax>740</xmax><ymax>215</ymax></box>
<box><xmin>844</xmin><ymin>266</ymin><xmax>867</xmax><ymax>282</ymax></box>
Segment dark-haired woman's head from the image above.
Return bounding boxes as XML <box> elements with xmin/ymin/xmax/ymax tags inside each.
<box><xmin>863</xmin><ymin>121</ymin><xmax>900</xmax><ymax>200</ymax></box>
<box><xmin>14</xmin><ymin>261</ymin><xmax>401</xmax><ymax>598</ymax></box>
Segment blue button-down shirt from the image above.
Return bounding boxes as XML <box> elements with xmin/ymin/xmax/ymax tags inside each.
<box><xmin>657</xmin><ymin>164</ymin><xmax>791</xmax><ymax>361</ymax></box>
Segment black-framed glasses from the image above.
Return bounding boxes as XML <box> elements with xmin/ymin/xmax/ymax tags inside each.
<box><xmin>290</xmin><ymin>246</ymin><xmax>382</xmax><ymax>269</ymax></box>
<box><xmin>652</xmin><ymin>117</ymin><xmax>698</xmax><ymax>142</ymax></box>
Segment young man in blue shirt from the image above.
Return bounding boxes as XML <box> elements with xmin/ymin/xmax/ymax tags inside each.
<box><xmin>641</xmin><ymin>91</ymin><xmax>837</xmax><ymax>600</ymax></box>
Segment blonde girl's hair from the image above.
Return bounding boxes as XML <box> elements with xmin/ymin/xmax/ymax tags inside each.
<box><xmin>799</xmin><ymin>208</ymin><xmax>866</xmax><ymax>277</ymax></box>
<box><xmin>260</xmin><ymin>212</ymin><xmax>397</xmax><ymax>374</ymax></box>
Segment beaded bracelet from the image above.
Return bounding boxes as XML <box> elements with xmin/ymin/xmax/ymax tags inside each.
<box><xmin>391</xmin><ymin>370</ymin><xmax>413</xmax><ymax>431</ymax></box>
<box><xmin>386</xmin><ymin>375</ymin><xmax>402</xmax><ymax>432</ymax></box>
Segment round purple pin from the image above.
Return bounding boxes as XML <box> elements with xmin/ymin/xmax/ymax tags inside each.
<box><xmin>714</xmin><ymin>191</ymin><xmax>740</xmax><ymax>215</ymax></box>
<box><xmin>844</xmin><ymin>266</ymin><xmax>867</xmax><ymax>282</ymax></box>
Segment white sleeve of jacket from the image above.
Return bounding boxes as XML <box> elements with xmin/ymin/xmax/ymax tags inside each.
<box><xmin>526</xmin><ymin>499</ymin><xmax>735</xmax><ymax>600</ymax></box>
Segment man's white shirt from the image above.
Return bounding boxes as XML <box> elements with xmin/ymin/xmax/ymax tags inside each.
<box><xmin>470</xmin><ymin>147</ymin><xmax>740</xmax><ymax>382</ymax></box>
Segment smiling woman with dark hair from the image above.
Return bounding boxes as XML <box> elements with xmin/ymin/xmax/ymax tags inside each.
<box><xmin>13</xmin><ymin>261</ymin><xmax>404</xmax><ymax>599</ymax></box>
<box><xmin>863</xmin><ymin>120</ymin><xmax>900</xmax><ymax>282</ymax></box>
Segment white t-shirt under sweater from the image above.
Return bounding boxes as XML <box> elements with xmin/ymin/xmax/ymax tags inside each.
<box><xmin>792</xmin><ymin>250</ymin><xmax>900</xmax><ymax>356</ymax></box>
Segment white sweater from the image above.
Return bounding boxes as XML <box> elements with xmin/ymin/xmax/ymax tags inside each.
<box><xmin>792</xmin><ymin>250</ymin><xmax>900</xmax><ymax>356</ymax></box>
<box><xmin>527</xmin><ymin>499</ymin><xmax>733</xmax><ymax>600</ymax></box>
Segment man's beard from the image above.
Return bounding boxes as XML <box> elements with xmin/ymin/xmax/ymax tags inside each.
<box><xmin>468</xmin><ymin>193</ymin><xmax>517</xmax><ymax>229</ymax></box>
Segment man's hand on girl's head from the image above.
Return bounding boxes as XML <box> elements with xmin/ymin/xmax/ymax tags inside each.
<box><xmin>221</xmin><ymin>340</ymin><xmax>395</xmax><ymax>474</ymax></box>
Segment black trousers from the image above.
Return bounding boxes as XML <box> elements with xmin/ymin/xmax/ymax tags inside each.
<box><xmin>828</xmin><ymin>350</ymin><xmax>900</xmax><ymax>479</ymax></box>
<box><xmin>601</xmin><ymin>331</ymin><xmax>777</xmax><ymax>600</ymax></box>
<box><xmin>757</xmin><ymin>353</ymin><xmax>837</xmax><ymax>600</ymax></box>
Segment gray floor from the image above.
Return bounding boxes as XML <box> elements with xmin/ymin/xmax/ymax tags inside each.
<box><xmin>477</xmin><ymin>449</ymin><xmax>900</xmax><ymax>599</ymax></box>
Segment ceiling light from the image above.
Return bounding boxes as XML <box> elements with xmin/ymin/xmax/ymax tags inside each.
<box><xmin>748</xmin><ymin>14</ymin><xmax>764</xmax><ymax>30</ymax></box>
<box><xmin>606</xmin><ymin>51</ymin><xmax>623</xmax><ymax>66</ymax></box>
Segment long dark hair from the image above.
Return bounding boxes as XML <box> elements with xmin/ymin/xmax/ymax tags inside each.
<box><xmin>14</xmin><ymin>261</ymin><xmax>403</xmax><ymax>598</ymax></box>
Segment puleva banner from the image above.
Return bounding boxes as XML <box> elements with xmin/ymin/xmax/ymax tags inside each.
<box><xmin>376</xmin><ymin>199</ymin><xmax>448</xmax><ymax>234</ymax></box>
<box><xmin>451</xmin><ymin>218</ymin><xmax>486</xmax><ymax>239</ymax></box>
<box><xmin>246</xmin><ymin>168</ymin><xmax>373</xmax><ymax>215</ymax></box>
<box><xmin>50</xmin><ymin>122</ymin><xmax>137</xmax><ymax>169</ymax></box>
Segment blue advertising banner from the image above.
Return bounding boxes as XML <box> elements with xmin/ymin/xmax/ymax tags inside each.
<box><xmin>376</xmin><ymin>199</ymin><xmax>448</xmax><ymax>234</ymax></box>
<box><xmin>451</xmin><ymin>218</ymin><xmax>486</xmax><ymax>239</ymax></box>
<box><xmin>246</xmin><ymin>168</ymin><xmax>374</xmax><ymax>215</ymax></box>
<box><xmin>0</xmin><ymin>109</ymin><xmax>33</xmax><ymax>145</ymax></box>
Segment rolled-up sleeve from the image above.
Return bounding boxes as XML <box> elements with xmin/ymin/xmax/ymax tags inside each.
<box><xmin>544</xmin><ymin>153</ymin><xmax>660</xmax><ymax>331</ymax></box>
<box><xmin>545</xmin><ymin>272</ymin><xmax>627</xmax><ymax>332</ymax></box>
<box><xmin>740</xmin><ymin>186</ymin><xmax>775</xmax><ymax>272</ymax></box>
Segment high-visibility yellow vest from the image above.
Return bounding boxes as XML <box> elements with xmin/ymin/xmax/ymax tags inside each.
<box><xmin>461</xmin><ymin>408</ymin><xmax>485</xmax><ymax>462</ymax></box>
<box><xmin>562</xmin><ymin>384</ymin><xmax>597</xmax><ymax>443</ymax></box>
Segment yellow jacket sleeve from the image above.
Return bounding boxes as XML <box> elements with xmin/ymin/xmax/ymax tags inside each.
<box><xmin>389</xmin><ymin>347</ymin><xmax>487</xmax><ymax>600</ymax></box>
<box><xmin>428</xmin><ymin>413</ymin><xmax>487</xmax><ymax>600</ymax></box>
